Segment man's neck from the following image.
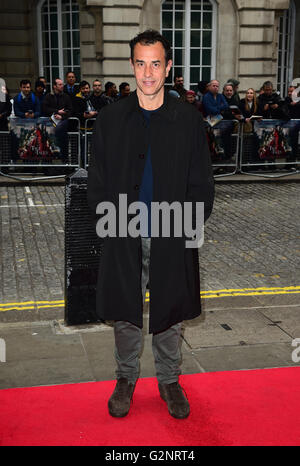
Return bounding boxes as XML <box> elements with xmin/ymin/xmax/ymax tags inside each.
<box><xmin>137</xmin><ymin>88</ymin><xmax>164</xmax><ymax>111</ymax></box>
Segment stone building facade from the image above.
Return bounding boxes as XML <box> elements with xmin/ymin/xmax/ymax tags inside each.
<box><xmin>0</xmin><ymin>0</ymin><xmax>299</xmax><ymax>96</ymax></box>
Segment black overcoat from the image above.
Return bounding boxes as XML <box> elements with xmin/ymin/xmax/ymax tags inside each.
<box><xmin>87</xmin><ymin>89</ymin><xmax>214</xmax><ymax>334</ymax></box>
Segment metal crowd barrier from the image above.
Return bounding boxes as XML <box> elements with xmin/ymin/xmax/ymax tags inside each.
<box><xmin>239</xmin><ymin>119</ymin><xmax>300</xmax><ymax>178</ymax></box>
<box><xmin>0</xmin><ymin>117</ymin><xmax>81</xmax><ymax>179</ymax></box>
<box><xmin>83</xmin><ymin>118</ymin><xmax>96</xmax><ymax>169</ymax></box>
<box><xmin>204</xmin><ymin>119</ymin><xmax>240</xmax><ymax>178</ymax></box>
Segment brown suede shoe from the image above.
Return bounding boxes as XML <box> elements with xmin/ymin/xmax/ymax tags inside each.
<box><xmin>108</xmin><ymin>378</ymin><xmax>136</xmax><ymax>417</ymax></box>
<box><xmin>158</xmin><ymin>382</ymin><xmax>190</xmax><ymax>419</ymax></box>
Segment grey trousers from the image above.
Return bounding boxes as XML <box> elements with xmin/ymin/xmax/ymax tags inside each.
<box><xmin>113</xmin><ymin>237</ymin><xmax>182</xmax><ymax>385</ymax></box>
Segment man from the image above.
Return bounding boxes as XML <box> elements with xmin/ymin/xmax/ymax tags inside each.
<box><xmin>101</xmin><ymin>81</ymin><xmax>118</xmax><ymax>105</ymax></box>
<box><xmin>73</xmin><ymin>80</ymin><xmax>98</xmax><ymax>130</ymax></box>
<box><xmin>63</xmin><ymin>71</ymin><xmax>79</xmax><ymax>104</ymax></box>
<box><xmin>87</xmin><ymin>30</ymin><xmax>214</xmax><ymax>420</ymax></box>
<box><xmin>13</xmin><ymin>79</ymin><xmax>41</xmax><ymax>119</ymax></box>
<box><xmin>118</xmin><ymin>82</ymin><xmax>131</xmax><ymax>99</ymax></box>
<box><xmin>202</xmin><ymin>80</ymin><xmax>228</xmax><ymax>118</ymax></box>
<box><xmin>258</xmin><ymin>81</ymin><xmax>289</xmax><ymax>120</ymax></box>
<box><xmin>285</xmin><ymin>85</ymin><xmax>300</xmax><ymax>119</ymax></box>
<box><xmin>170</xmin><ymin>75</ymin><xmax>186</xmax><ymax>101</ymax></box>
<box><xmin>226</xmin><ymin>78</ymin><xmax>240</xmax><ymax>106</ymax></box>
<box><xmin>185</xmin><ymin>90</ymin><xmax>202</xmax><ymax>111</ymax></box>
<box><xmin>42</xmin><ymin>78</ymin><xmax>72</xmax><ymax>160</ymax></box>
<box><xmin>222</xmin><ymin>83</ymin><xmax>243</xmax><ymax>121</ymax></box>
<box><xmin>90</xmin><ymin>79</ymin><xmax>106</xmax><ymax>112</ymax></box>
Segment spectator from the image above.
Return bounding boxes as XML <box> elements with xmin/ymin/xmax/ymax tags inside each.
<box><xmin>37</xmin><ymin>76</ymin><xmax>49</xmax><ymax>94</ymax></box>
<box><xmin>90</xmin><ymin>79</ymin><xmax>106</xmax><ymax>112</ymax></box>
<box><xmin>284</xmin><ymin>85</ymin><xmax>300</xmax><ymax>165</ymax></box>
<box><xmin>258</xmin><ymin>81</ymin><xmax>289</xmax><ymax>120</ymax></box>
<box><xmin>0</xmin><ymin>79</ymin><xmax>12</xmax><ymax>131</ymax></box>
<box><xmin>34</xmin><ymin>80</ymin><xmax>47</xmax><ymax>107</ymax></box>
<box><xmin>170</xmin><ymin>75</ymin><xmax>187</xmax><ymax>101</ymax></box>
<box><xmin>222</xmin><ymin>83</ymin><xmax>243</xmax><ymax>120</ymax></box>
<box><xmin>239</xmin><ymin>88</ymin><xmax>260</xmax><ymax>122</ymax></box>
<box><xmin>202</xmin><ymin>79</ymin><xmax>228</xmax><ymax>118</ymax></box>
<box><xmin>13</xmin><ymin>79</ymin><xmax>41</xmax><ymax>119</ymax></box>
<box><xmin>185</xmin><ymin>90</ymin><xmax>202</xmax><ymax>111</ymax></box>
<box><xmin>285</xmin><ymin>85</ymin><xmax>300</xmax><ymax>119</ymax></box>
<box><xmin>118</xmin><ymin>82</ymin><xmax>131</xmax><ymax>99</ymax></box>
<box><xmin>73</xmin><ymin>80</ymin><xmax>98</xmax><ymax>130</ymax></box>
<box><xmin>226</xmin><ymin>78</ymin><xmax>240</xmax><ymax>105</ymax></box>
<box><xmin>63</xmin><ymin>71</ymin><xmax>79</xmax><ymax>101</ymax></box>
<box><xmin>196</xmin><ymin>80</ymin><xmax>209</xmax><ymax>103</ymax></box>
<box><xmin>101</xmin><ymin>81</ymin><xmax>118</xmax><ymax>105</ymax></box>
<box><xmin>202</xmin><ymin>80</ymin><xmax>232</xmax><ymax>160</ymax></box>
<box><xmin>42</xmin><ymin>78</ymin><xmax>72</xmax><ymax>160</ymax></box>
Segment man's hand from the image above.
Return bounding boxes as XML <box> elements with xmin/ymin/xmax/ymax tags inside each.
<box><xmin>264</xmin><ymin>104</ymin><xmax>269</xmax><ymax>111</ymax></box>
<box><xmin>58</xmin><ymin>108</ymin><xmax>66</xmax><ymax>115</ymax></box>
<box><xmin>54</xmin><ymin>114</ymin><xmax>62</xmax><ymax>120</ymax></box>
<box><xmin>270</xmin><ymin>104</ymin><xmax>278</xmax><ymax>109</ymax></box>
<box><xmin>84</xmin><ymin>111</ymin><xmax>98</xmax><ymax>119</ymax></box>
<box><xmin>25</xmin><ymin>111</ymin><xmax>34</xmax><ymax>118</ymax></box>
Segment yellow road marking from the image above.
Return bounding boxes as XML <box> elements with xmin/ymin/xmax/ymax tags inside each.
<box><xmin>0</xmin><ymin>285</ymin><xmax>299</xmax><ymax>312</ymax></box>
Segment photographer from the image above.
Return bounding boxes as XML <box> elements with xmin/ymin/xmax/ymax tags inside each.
<box><xmin>258</xmin><ymin>81</ymin><xmax>289</xmax><ymax>120</ymax></box>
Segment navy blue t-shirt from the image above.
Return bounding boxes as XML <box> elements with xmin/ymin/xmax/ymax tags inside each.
<box><xmin>139</xmin><ymin>107</ymin><xmax>160</xmax><ymax>237</ymax></box>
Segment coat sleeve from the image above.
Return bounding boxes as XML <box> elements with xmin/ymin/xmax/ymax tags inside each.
<box><xmin>87</xmin><ymin>114</ymin><xmax>107</xmax><ymax>223</ymax></box>
<box><xmin>186</xmin><ymin>113</ymin><xmax>215</xmax><ymax>225</ymax></box>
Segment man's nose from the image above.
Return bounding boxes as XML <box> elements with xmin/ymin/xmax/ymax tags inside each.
<box><xmin>144</xmin><ymin>64</ymin><xmax>152</xmax><ymax>77</ymax></box>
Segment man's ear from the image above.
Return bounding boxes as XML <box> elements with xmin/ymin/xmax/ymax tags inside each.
<box><xmin>166</xmin><ymin>59</ymin><xmax>173</xmax><ymax>78</ymax></box>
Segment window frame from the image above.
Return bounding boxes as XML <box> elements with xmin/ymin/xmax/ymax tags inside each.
<box><xmin>37</xmin><ymin>0</ymin><xmax>80</xmax><ymax>89</ymax></box>
<box><xmin>160</xmin><ymin>0</ymin><xmax>217</xmax><ymax>90</ymax></box>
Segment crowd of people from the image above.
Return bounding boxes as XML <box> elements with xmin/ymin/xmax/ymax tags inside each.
<box><xmin>170</xmin><ymin>76</ymin><xmax>300</xmax><ymax>163</ymax></box>
<box><xmin>0</xmin><ymin>71</ymin><xmax>299</xmax><ymax>164</ymax></box>
<box><xmin>0</xmin><ymin>72</ymin><xmax>131</xmax><ymax>161</ymax></box>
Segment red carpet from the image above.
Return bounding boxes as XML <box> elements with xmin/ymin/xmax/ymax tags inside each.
<box><xmin>1</xmin><ymin>367</ymin><xmax>300</xmax><ymax>446</ymax></box>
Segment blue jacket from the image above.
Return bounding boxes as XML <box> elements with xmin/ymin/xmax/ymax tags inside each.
<box><xmin>202</xmin><ymin>91</ymin><xmax>228</xmax><ymax>117</ymax></box>
<box><xmin>13</xmin><ymin>92</ymin><xmax>41</xmax><ymax>118</ymax></box>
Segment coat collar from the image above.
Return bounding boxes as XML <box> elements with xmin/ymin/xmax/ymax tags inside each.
<box><xmin>126</xmin><ymin>88</ymin><xmax>178</xmax><ymax>122</ymax></box>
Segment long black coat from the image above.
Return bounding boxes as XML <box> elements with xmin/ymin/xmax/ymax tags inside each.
<box><xmin>87</xmin><ymin>90</ymin><xmax>214</xmax><ymax>334</ymax></box>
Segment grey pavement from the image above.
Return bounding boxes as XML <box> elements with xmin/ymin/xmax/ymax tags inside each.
<box><xmin>0</xmin><ymin>176</ymin><xmax>300</xmax><ymax>389</ymax></box>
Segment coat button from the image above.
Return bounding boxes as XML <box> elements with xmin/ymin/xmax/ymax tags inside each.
<box><xmin>139</xmin><ymin>154</ymin><xmax>145</xmax><ymax>159</ymax></box>
<box><xmin>134</xmin><ymin>184</ymin><xmax>139</xmax><ymax>190</ymax></box>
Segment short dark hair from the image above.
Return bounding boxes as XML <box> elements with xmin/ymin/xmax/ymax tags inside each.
<box><xmin>66</xmin><ymin>71</ymin><xmax>76</xmax><ymax>77</ymax></box>
<box><xmin>35</xmin><ymin>80</ymin><xmax>45</xmax><ymax>89</ymax></box>
<box><xmin>129</xmin><ymin>29</ymin><xmax>172</xmax><ymax>65</ymax></box>
<box><xmin>119</xmin><ymin>82</ymin><xmax>129</xmax><ymax>92</ymax></box>
<box><xmin>105</xmin><ymin>81</ymin><xmax>115</xmax><ymax>92</ymax></box>
<box><xmin>20</xmin><ymin>79</ymin><xmax>31</xmax><ymax>87</ymax></box>
<box><xmin>79</xmin><ymin>80</ymin><xmax>90</xmax><ymax>89</ymax></box>
<box><xmin>263</xmin><ymin>81</ymin><xmax>273</xmax><ymax>89</ymax></box>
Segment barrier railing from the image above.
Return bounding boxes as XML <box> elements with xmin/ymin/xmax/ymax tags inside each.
<box><xmin>0</xmin><ymin>117</ymin><xmax>81</xmax><ymax>174</ymax></box>
<box><xmin>83</xmin><ymin>118</ymin><xmax>96</xmax><ymax>169</ymax></box>
<box><xmin>239</xmin><ymin>119</ymin><xmax>300</xmax><ymax>178</ymax></box>
<box><xmin>203</xmin><ymin>119</ymin><xmax>240</xmax><ymax>177</ymax></box>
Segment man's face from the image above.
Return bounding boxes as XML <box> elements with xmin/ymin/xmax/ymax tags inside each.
<box><xmin>186</xmin><ymin>93</ymin><xmax>195</xmax><ymax>104</ymax></box>
<box><xmin>36</xmin><ymin>85</ymin><xmax>44</xmax><ymax>95</ymax></box>
<box><xmin>81</xmin><ymin>84</ymin><xmax>90</xmax><ymax>97</ymax></box>
<box><xmin>130</xmin><ymin>42</ymin><xmax>172</xmax><ymax>99</ymax></box>
<box><xmin>93</xmin><ymin>81</ymin><xmax>102</xmax><ymax>95</ymax></box>
<box><xmin>223</xmin><ymin>85</ymin><xmax>233</xmax><ymax>98</ymax></box>
<box><xmin>54</xmin><ymin>79</ymin><xmax>64</xmax><ymax>94</ymax></box>
<box><xmin>67</xmin><ymin>73</ymin><xmax>76</xmax><ymax>85</ymax></box>
<box><xmin>21</xmin><ymin>83</ymin><xmax>31</xmax><ymax>97</ymax></box>
<box><xmin>263</xmin><ymin>86</ymin><xmax>273</xmax><ymax>96</ymax></box>
<box><xmin>175</xmin><ymin>76</ymin><xmax>184</xmax><ymax>88</ymax></box>
<box><xmin>288</xmin><ymin>86</ymin><xmax>295</xmax><ymax>98</ymax></box>
<box><xmin>209</xmin><ymin>80</ymin><xmax>219</xmax><ymax>95</ymax></box>
<box><xmin>121</xmin><ymin>85</ymin><xmax>131</xmax><ymax>97</ymax></box>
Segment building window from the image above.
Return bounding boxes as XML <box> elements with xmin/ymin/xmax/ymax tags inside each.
<box><xmin>277</xmin><ymin>0</ymin><xmax>295</xmax><ymax>97</ymax></box>
<box><xmin>37</xmin><ymin>0</ymin><xmax>80</xmax><ymax>88</ymax></box>
<box><xmin>161</xmin><ymin>0</ymin><xmax>216</xmax><ymax>91</ymax></box>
